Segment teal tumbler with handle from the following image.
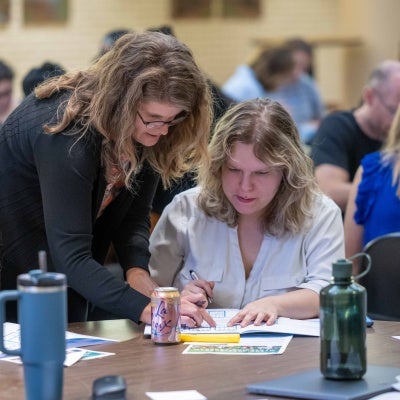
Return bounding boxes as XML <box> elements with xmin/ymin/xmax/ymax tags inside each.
<box><xmin>0</xmin><ymin>269</ymin><xmax>67</xmax><ymax>400</ymax></box>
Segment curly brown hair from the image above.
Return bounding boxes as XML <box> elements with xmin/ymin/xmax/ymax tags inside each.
<box><xmin>35</xmin><ymin>31</ymin><xmax>212</xmax><ymax>188</ymax></box>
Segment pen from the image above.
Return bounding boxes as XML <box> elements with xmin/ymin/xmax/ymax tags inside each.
<box><xmin>180</xmin><ymin>333</ymin><xmax>240</xmax><ymax>343</ymax></box>
<box><xmin>189</xmin><ymin>269</ymin><xmax>213</xmax><ymax>304</ymax></box>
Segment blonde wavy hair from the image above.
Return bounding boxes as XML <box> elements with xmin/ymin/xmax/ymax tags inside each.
<box><xmin>197</xmin><ymin>98</ymin><xmax>319</xmax><ymax>236</ymax></box>
<box><xmin>382</xmin><ymin>104</ymin><xmax>400</xmax><ymax>196</ymax></box>
<box><xmin>35</xmin><ymin>31</ymin><xmax>212</xmax><ymax>188</ymax></box>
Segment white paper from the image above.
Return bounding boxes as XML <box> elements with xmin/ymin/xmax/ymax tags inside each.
<box><xmin>367</xmin><ymin>394</ymin><xmax>400</xmax><ymax>399</ymax></box>
<box><xmin>144</xmin><ymin>308</ymin><xmax>320</xmax><ymax>337</ymax></box>
<box><xmin>0</xmin><ymin>322</ymin><xmax>117</xmax><ymax>366</ymax></box>
<box><xmin>2</xmin><ymin>347</ymin><xmax>85</xmax><ymax>366</ymax></box>
<box><xmin>146</xmin><ymin>390</ymin><xmax>207</xmax><ymax>400</ymax></box>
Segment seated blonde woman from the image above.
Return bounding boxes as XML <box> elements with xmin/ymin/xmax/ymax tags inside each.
<box><xmin>149</xmin><ymin>98</ymin><xmax>344</xmax><ymax>327</ymax></box>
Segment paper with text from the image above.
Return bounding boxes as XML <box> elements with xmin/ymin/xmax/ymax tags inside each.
<box><xmin>183</xmin><ymin>333</ymin><xmax>293</xmax><ymax>355</ymax></box>
<box><xmin>145</xmin><ymin>309</ymin><xmax>320</xmax><ymax>337</ymax></box>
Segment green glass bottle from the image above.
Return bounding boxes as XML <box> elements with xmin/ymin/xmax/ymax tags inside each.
<box><xmin>320</xmin><ymin>259</ymin><xmax>367</xmax><ymax>380</ymax></box>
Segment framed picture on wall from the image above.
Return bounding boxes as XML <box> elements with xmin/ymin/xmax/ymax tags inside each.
<box><xmin>222</xmin><ymin>0</ymin><xmax>261</xmax><ymax>18</ymax></box>
<box><xmin>24</xmin><ymin>0</ymin><xmax>68</xmax><ymax>25</ymax></box>
<box><xmin>171</xmin><ymin>0</ymin><xmax>212</xmax><ymax>19</ymax></box>
<box><xmin>0</xmin><ymin>0</ymin><xmax>10</xmax><ymax>24</ymax></box>
<box><xmin>171</xmin><ymin>0</ymin><xmax>261</xmax><ymax>19</ymax></box>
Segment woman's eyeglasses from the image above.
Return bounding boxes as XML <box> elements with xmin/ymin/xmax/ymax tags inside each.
<box><xmin>137</xmin><ymin>111</ymin><xmax>188</xmax><ymax>130</ymax></box>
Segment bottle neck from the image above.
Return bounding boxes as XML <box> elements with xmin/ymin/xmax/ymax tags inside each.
<box><xmin>332</xmin><ymin>276</ymin><xmax>354</xmax><ymax>284</ymax></box>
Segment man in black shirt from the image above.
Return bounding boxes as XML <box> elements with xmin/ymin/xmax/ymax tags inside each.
<box><xmin>311</xmin><ymin>60</ymin><xmax>400</xmax><ymax>213</ymax></box>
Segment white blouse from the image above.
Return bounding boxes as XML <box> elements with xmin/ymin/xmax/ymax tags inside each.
<box><xmin>149</xmin><ymin>187</ymin><xmax>344</xmax><ymax>309</ymax></box>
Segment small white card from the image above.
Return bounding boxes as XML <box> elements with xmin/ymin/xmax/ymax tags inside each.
<box><xmin>146</xmin><ymin>390</ymin><xmax>207</xmax><ymax>400</ymax></box>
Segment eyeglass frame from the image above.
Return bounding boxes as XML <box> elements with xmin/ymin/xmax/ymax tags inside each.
<box><xmin>136</xmin><ymin>110</ymin><xmax>188</xmax><ymax>130</ymax></box>
<box><xmin>373</xmin><ymin>89</ymin><xmax>399</xmax><ymax>116</ymax></box>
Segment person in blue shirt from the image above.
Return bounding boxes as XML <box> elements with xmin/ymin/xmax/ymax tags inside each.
<box><xmin>264</xmin><ymin>74</ymin><xmax>324</xmax><ymax>144</ymax></box>
<box><xmin>222</xmin><ymin>41</ymin><xmax>324</xmax><ymax>144</ymax></box>
<box><xmin>345</xmin><ymin>104</ymin><xmax>400</xmax><ymax>272</ymax></box>
<box><xmin>222</xmin><ymin>46</ymin><xmax>295</xmax><ymax>102</ymax></box>
<box><xmin>266</xmin><ymin>38</ymin><xmax>325</xmax><ymax>144</ymax></box>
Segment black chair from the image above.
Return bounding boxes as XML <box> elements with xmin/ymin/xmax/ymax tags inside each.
<box><xmin>359</xmin><ymin>232</ymin><xmax>400</xmax><ymax>321</ymax></box>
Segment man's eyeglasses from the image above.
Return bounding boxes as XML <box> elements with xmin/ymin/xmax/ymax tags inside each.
<box><xmin>137</xmin><ymin>110</ymin><xmax>188</xmax><ymax>130</ymax></box>
<box><xmin>373</xmin><ymin>89</ymin><xmax>398</xmax><ymax>116</ymax></box>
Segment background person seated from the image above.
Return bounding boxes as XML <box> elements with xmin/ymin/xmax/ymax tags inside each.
<box><xmin>344</xmin><ymin>104</ymin><xmax>400</xmax><ymax>272</ymax></box>
<box><xmin>222</xmin><ymin>41</ymin><xmax>324</xmax><ymax>145</ymax></box>
<box><xmin>311</xmin><ymin>60</ymin><xmax>400</xmax><ymax>214</ymax></box>
<box><xmin>264</xmin><ymin>38</ymin><xmax>325</xmax><ymax>144</ymax></box>
<box><xmin>22</xmin><ymin>61</ymin><xmax>66</xmax><ymax>97</ymax></box>
<box><xmin>96</xmin><ymin>28</ymin><xmax>133</xmax><ymax>59</ymax></box>
<box><xmin>222</xmin><ymin>45</ymin><xmax>295</xmax><ymax>102</ymax></box>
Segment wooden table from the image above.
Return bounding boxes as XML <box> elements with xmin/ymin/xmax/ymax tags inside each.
<box><xmin>1</xmin><ymin>320</ymin><xmax>399</xmax><ymax>399</ymax></box>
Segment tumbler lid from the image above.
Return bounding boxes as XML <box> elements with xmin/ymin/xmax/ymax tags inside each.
<box><xmin>17</xmin><ymin>269</ymin><xmax>66</xmax><ymax>287</ymax></box>
<box><xmin>332</xmin><ymin>259</ymin><xmax>353</xmax><ymax>278</ymax></box>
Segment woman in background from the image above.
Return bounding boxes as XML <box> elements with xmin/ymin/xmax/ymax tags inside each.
<box><xmin>265</xmin><ymin>38</ymin><xmax>325</xmax><ymax>144</ymax></box>
<box><xmin>345</xmin><ymin>105</ymin><xmax>400</xmax><ymax>273</ymax></box>
<box><xmin>222</xmin><ymin>46</ymin><xmax>295</xmax><ymax>102</ymax></box>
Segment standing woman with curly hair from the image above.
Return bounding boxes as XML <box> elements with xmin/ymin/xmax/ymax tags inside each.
<box><xmin>0</xmin><ymin>31</ymin><xmax>214</xmax><ymax>327</ymax></box>
<box><xmin>150</xmin><ymin>98</ymin><xmax>344</xmax><ymax>327</ymax></box>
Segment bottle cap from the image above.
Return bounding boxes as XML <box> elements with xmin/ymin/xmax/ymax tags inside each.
<box><xmin>17</xmin><ymin>270</ymin><xmax>66</xmax><ymax>287</ymax></box>
<box><xmin>332</xmin><ymin>258</ymin><xmax>353</xmax><ymax>278</ymax></box>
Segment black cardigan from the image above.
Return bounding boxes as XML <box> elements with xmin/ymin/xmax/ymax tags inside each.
<box><xmin>0</xmin><ymin>92</ymin><xmax>159</xmax><ymax>323</ymax></box>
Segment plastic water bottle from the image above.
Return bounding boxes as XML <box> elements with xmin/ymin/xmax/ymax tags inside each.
<box><xmin>320</xmin><ymin>258</ymin><xmax>366</xmax><ymax>380</ymax></box>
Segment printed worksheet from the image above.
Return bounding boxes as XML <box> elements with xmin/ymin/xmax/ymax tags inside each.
<box><xmin>182</xmin><ymin>309</ymin><xmax>320</xmax><ymax>337</ymax></box>
<box><xmin>144</xmin><ymin>309</ymin><xmax>320</xmax><ymax>337</ymax></box>
<box><xmin>183</xmin><ymin>333</ymin><xmax>293</xmax><ymax>355</ymax></box>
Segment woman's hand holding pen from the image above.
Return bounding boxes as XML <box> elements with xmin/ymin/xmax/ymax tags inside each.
<box><xmin>181</xmin><ymin>278</ymin><xmax>215</xmax><ymax>308</ymax></box>
<box><xmin>180</xmin><ymin>270</ymin><xmax>216</xmax><ymax>327</ymax></box>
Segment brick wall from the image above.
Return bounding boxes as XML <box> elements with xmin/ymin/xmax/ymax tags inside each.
<box><xmin>0</xmin><ymin>0</ymin><xmax>398</xmax><ymax>108</ymax></box>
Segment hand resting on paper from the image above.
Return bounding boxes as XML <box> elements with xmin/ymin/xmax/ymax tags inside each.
<box><xmin>227</xmin><ymin>297</ymin><xmax>279</xmax><ymax>327</ymax></box>
<box><xmin>227</xmin><ymin>289</ymin><xmax>320</xmax><ymax>328</ymax></box>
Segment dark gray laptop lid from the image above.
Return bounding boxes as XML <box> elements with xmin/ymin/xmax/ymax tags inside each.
<box><xmin>247</xmin><ymin>365</ymin><xmax>400</xmax><ymax>400</ymax></box>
